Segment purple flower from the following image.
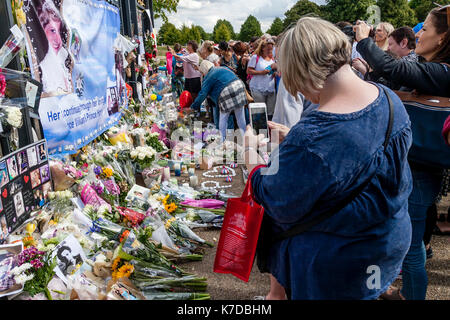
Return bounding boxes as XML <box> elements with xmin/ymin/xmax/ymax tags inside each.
<box><xmin>31</xmin><ymin>259</ymin><xmax>43</xmax><ymax>269</ymax></box>
<box><xmin>91</xmin><ymin>183</ymin><xmax>104</xmax><ymax>194</ymax></box>
<box><xmin>94</xmin><ymin>166</ymin><xmax>103</xmax><ymax>175</ymax></box>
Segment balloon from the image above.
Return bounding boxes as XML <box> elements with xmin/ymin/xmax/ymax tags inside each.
<box><xmin>150</xmin><ymin>94</ymin><xmax>157</xmax><ymax>101</ymax></box>
<box><xmin>179</xmin><ymin>90</ymin><xmax>193</xmax><ymax>109</ymax></box>
<box><xmin>157</xmin><ymin>95</ymin><xmax>162</xmax><ymax>101</ymax></box>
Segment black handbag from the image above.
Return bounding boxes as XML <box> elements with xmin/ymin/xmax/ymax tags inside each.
<box><xmin>256</xmin><ymin>87</ymin><xmax>395</xmax><ymax>273</ymax></box>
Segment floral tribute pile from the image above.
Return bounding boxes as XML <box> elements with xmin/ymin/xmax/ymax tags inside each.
<box><xmin>0</xmin><ymin>74</ymin><xmax>242</xmax><ymax>300</ymax></box>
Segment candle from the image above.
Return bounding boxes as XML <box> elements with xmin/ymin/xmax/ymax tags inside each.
<box><xmin>174</xmin><ymin>163</ymin><xmax>181</xmax><ymax>176</ymax></box>
<box><xmin>188</xmin><ymin>168</ymin><xmax>195</xmax><ymax>176</ymax></box>
<box><xmin>189</xmin><ymin>175</ymin><xmax>198</xmax><ymax>187</ymax></box>
<box><xmin>162</xmin><ymin>167</ymin><xmax>170</xmax><ymax>181</ymax></box>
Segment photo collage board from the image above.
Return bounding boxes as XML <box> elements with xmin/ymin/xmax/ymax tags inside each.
<box><xmin>0</xmin><ymin>140</ymin><xmax>51</xmax><ymax>244</ymax></box>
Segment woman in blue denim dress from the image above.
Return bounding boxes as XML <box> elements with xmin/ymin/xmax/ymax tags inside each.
<box><xmin>243</xmin><ymin>17</ymin><xmax>413</xmax><ymax>300</ymax></box>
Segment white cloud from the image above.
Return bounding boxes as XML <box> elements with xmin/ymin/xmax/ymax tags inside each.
<box><xmin>154</xmin><ymin>0</ymin><xmax>325</xmax><ymax>34</ymax></box>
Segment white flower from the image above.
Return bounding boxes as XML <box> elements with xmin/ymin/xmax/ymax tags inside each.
<box><xmin>65</xmin><ymin>190</ymin><xmax>73</xmax><ymax>198</ymax></box>
<box><xmin>130</xmin><ymin>150</ymin><xmax>138</xmax><ymax>158</ymax></box>
<box><xmin>15</xmin><ymin>273</ymin><xmax>34</xmax><ymax>284</ymax></box>
<box><xmin>138</xmin><ymin>152</ymin><xmax>146</xmax><ymax>160</ymax></box>
<box><xmin>98</xmin><ymin>205</ymin><xmax>110</xmax><ymax>216</ymax></box>
<box><xmin>11</xmin><ymin>263</ymin><xmax>32</xmax><ymax>276</ymax></box>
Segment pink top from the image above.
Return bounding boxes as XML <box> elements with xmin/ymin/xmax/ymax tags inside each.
<box><xmin>443</xmin><ymin>115</ymin><xmax>450</xmax><ymax>146</ymax></box>
<box><xmin>177</xmin><ymin>52</ymin><xmax>201</xmax><ymax>79</ymax></box>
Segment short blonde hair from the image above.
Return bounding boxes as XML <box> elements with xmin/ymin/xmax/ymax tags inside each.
<box><xmin>279</xmin><ymin>17</ymin><xmax>351</xmax><ymax>97</ymax></box>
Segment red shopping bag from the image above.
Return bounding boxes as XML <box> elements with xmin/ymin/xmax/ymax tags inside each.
<box><xmin>213</xmin><ymin>165</ymin><xmax>266</xmax><ymax>282</ymax></box>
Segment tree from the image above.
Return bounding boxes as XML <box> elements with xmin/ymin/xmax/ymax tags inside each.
<box><xmin>322</xmin><ymin>0</ymin><xmax>376</xmax><ymax>24</ymax></box>
<box><xmin>153</xmin><ymin>0</ymin><xmax>180</xmax><ymax>23</ymax></box>
<box><xmin>213</xmin><ymin>20</ymin><xmax>236</xmax><ymax>42</ymax></box>
<box><xmin>215</xmin><ymin>24</ymin><xmax>231</xmax><ymax>43</ymax></box>
<box><xmin>410</xmin><ymin>0</ymin><xmax>450</xmax><ymax>22</ymax></box>
<box><xmin>283</xmin><ymin>0</ymin><xmax>323</xmax><ymax>29</ymax></box>
<box><xmin>377</xmin><ymin>0</ymin><xmax>418</xmax><ymax>27</ymax></box>
<box><xmin>179</xmin><ymin>24</ymin><xmax>191</xmax><ymax>45</ymax></box>
<box><xmin>157</xmin><ymin>22</ymin><xmax>181</xmax><ymax>45</ymax></box>
<box><xmin>267</xmin><ymin>17</ymin><xmax>284</xmax><ymax>36</ymax></box>
<box><xmin>238</xmin><ymin>15</ymin><xmax>263</xmax><ymax>42</ymax></box>
<box><xmin>194</xmin><ymin>25</ymin><xmax>208</xmax><ymax>41</ymax></box>
<box><xmin>188</xmin><ymin>25</ymin><xmax>202</xmax><ymax>44</ymax></box>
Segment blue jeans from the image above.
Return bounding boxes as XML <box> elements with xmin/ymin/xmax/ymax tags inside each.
<box><xmin>212</xmin><ymin>103</ymin><xmax>234</xmax><ymax>130</ymax></box>
<box><xmin>401</xmin><ymin>167</ymin><xmax>442</xmax><ymax>300</ymax></box>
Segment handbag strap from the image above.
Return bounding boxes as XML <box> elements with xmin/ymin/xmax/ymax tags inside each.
<box><xmin>272</xmin><ymin>87</ymin><xmax>395</xmax><ymax>243</ymax></box>
<box><xmin>242</xmin><ymin>165</ymin><xmax>267</xmax><ymax>202</ymax></box>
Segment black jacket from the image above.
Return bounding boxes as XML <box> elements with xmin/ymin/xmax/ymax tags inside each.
<box><xmin>357</xmin><ymin>38</ymin><xmax>450</xmax><ymax>97</ymax></box>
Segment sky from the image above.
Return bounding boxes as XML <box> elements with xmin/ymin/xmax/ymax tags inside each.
<box><xmin>154</xmin><ymin>0</ymin><xmax>327</xmax><ymax>34</ymax></box>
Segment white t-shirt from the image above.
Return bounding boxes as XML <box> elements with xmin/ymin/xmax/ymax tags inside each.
<box><xmin>272</xmin><ymin>79</ymin><xmax>304</xmax><ymax>129</ymax></box>
<box><xmin>248</xmin><ymin>55</ymin><xmax>275</xmax><ymax>93</ymax></box>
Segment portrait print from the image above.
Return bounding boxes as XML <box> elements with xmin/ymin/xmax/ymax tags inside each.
<box><xmin>6</xmin><ymin>156</ymin><xmax>19</xmax><ymax>181</ymax></box>
<box><xmin>17</xmin><ymin>151</ymin><xmax>29</xmax><ymax>175</ymax></box>
<box><xmin>24</xmin><ymin>0</ymin><xmax>74</xmax><ymax>97</ymax></box>
<box><xmin>40</xmin><ymin>164</ymin><xmax>50</xmax><ymax>184</ymax></box>
<box><xmin>27</xmin><ymin>146</ymin><xmax>38</xmax><ymax>168</ymax></box>
<box><xmin>30</xmin><ymin>169</ymin><xmax>41</xmax><ymax>189</ymax></box>
<box><xmin>37</xmin><ymin>143</ymin><xmax>47</xmax><ymax>164</ymax></box>
<box><xmin>0</xmin><ymin>162</ymin><xmax>9</xmax><ymax>188</ymax></box>
<box><xmin>13</xmin><ymin>192</ymin><xmax>25</xmax><ymax>217</ymax></box>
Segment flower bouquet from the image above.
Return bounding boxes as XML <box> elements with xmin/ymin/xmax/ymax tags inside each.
<box><xmin>11</xmin><ymin>247</ymin><xmax>57</xmax><ymax>300</ymax></box>
<box><xmin>113</xmin><ymin>230</ymin><xmax>188</xmax><ymax>277</ymax></box>
<box><xmin>82</xmin><ymin>205</ymin><xmax>128</xmax><ymax>242</ymax></box>
<box><xmin>0</xmin><ymin>104</ymin><xmax>23</xmax><ymax>129</ymax></box>
<box><xmin>130</xmin><ymin>146</ymin><xmax>157</xmax><ymax>172</ymax></box>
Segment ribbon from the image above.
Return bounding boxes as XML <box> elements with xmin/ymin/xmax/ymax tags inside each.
<box><xmin>86</xmin><ymin>218</ymin><xmax>103</xmax><ymax>234</ymax></box>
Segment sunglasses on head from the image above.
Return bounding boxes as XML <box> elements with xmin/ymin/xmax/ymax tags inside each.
<box><xmin>434</xmin><ymin>2</ymin><xmax>450</xmax><ymax>27</ymax></box>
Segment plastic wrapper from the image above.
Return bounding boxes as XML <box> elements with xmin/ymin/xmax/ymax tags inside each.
<box><xmin>67</xmin><ymin>272</ymin><xmax>105</xmax><ymax>300</ymax></box>
<box><xmin>79</xmin><ymin>182</ymin><xmax>112</xmax><ymax>212</ymax></box>
<box><xmin>0</xmin><ymin>25</ymin><xmax>24</xmax><ymax>68</ymax></box>
<box><xmin>180</xmin><ymin>198</ymin><xmax>224</xmax><ymax>209</ymax></box>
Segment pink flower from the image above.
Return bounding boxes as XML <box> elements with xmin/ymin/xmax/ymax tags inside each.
<box><xmin>31</xmin><ymin>259</ymin><xmax>43</xmax><ymax>269</ymax></box>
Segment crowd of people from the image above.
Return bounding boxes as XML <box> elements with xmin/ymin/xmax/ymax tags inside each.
<box><xmin>162</xmin><ymin>4</ymin><xmax>450</xmax><ymax>300</ymax></box>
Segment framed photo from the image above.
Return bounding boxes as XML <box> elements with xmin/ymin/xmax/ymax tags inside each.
<box><xmin>42</xmin><ymin>181</ymin><xmax>52</xmax><ymax>201</ymax></box>
<box><xmin>30</xmin><ymin>168</ymin><xmax>41</xmax><ymax>189</ymax></box>
<box><xmin>17</xmin><ymin>151</ymin><xmax>29</xmax><ymax>175</ymax></box>
<box><xmin>33</xmin><ymin>187</ymin><xmax>45</xmax><ymax>208</ymax></box>
<box><xmin>26</xmin><ymin>146</ymin><xmax>38</xmax><ymax>168</ymax></box>
<box><xmin>13</xmin><ymin>192</ymin><xmax>25</xmax><ymax>217</ymax></box>
<box><xmin>6</xmin><ymin>156</ymin><xmax>19</xmax><ymax>181</ymax></box>
<box><xmin>40</xmin><ymin>164</ymin><xmax>50</xmax><ymax>184</ymax></box>
<box><xmin>0</xmin><ymin>162</ymin><xmax>8</xmax><ymax>189</ymax></box>
<box><xmin>0</xmin><ymin>214</ymin><xmax>7</xmax><ymax>242</ymax></box>
<box><xmin>37</xmin><ymin>143</ymin><xmax>47</xmax><ymax>164</ymax></box>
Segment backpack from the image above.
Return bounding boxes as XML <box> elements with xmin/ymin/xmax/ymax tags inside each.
<box><xmin>174</xmin><ymin>59</ymin><xmax>184</xmax><ymax>77</ymax></box>
<box><xmin>395</xmin><ymin>90</ymin><xmax>450</xmax><ymax>169</ymax></box>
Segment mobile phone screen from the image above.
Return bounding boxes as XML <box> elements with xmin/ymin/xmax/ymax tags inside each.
<box><xmin>250</xmin><ymin>104</ymin><xmax>268</xmax><ymax>137</ymax></box>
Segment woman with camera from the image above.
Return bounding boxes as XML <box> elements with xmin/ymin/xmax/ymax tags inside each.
<box><xmin>354</xmin><ymin>5</ymin><xmax>450</xmax><ymax>300</ymax></box>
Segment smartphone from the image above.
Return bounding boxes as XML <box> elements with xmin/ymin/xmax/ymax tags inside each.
<box><xmin>249</xmin><ymin>103</ymin><xmax>269</xmax><ymax>141</ymax></box>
